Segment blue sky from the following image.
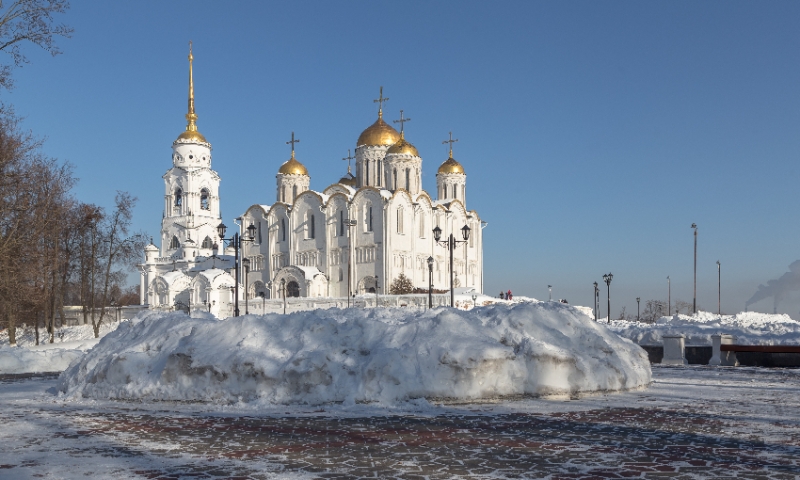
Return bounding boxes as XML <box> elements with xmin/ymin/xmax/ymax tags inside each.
<box><xmin>6</xmin><ymin>1</ymin><xmax>800</xmax><ymax>317</ymax></box>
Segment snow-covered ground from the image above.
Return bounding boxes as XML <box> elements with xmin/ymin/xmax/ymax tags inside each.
<box><xmin>608</xmin><ymin>310</ymin><xmax>800</xmax><ymax>345</ymax></box>
<box><xmin>0</xmin><ymin>320</ymin><xmax>124</xmax><ymax>375</ymax></box>
<box><xmin>59</xmin><ymin>302</ymin><xmax>651</xmax><ymax>404</ymax></box>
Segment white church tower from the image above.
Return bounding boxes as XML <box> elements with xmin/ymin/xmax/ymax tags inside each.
<box><xmin>275</xmin><ymin>132</ymin><xmax>310</xmax><ymax>203</ymax></box>
<box><xmin>383</xmin><ymin>110</ymin><xmax>422</xmax><ymax>194</ymax></box>
<box><xmin>436</xmin><ymin>132</ymin><xmax>467</xmax><ymax>206</ymax></box>
<box><xmin>161</xmin><ymin>42</ymin><xmax>222</xmax><ymax>259</ymax></box>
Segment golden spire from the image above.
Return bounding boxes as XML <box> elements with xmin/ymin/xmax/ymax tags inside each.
<box><xmin>373</xmin><ymin>86</ymin><xmax>389</xmax><ymax>119</ymax></box>
<box><xmin>443</xmin><ymin>131</ymin><xmax>459</xmax><ymax>158</ymax></box>
<box><xmin>185</xmin><ymin>41</ymin><xmax>198</xmax><ymax>132</ymax></box>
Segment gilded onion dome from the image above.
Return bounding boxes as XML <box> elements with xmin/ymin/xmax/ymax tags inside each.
<box><xmin>386</xmin><ymin>131</ymin><xmax>419</xmax><ymax>156</ymax></box>
<box><xmin>339</xmin><ymin>173</ymin><xmax>356</xmax><ymax>186</ymax></box>
<box><xmin>438</xmin><ymin>153</ymin><xmax>465</xmax><ymax>174</ymax></box>
<box><xmin>278</xmin><ymin>153</ymin><xmax>309</xmax><ymax>175</ymax></box>
<box><xmin>357</xmin><ymin>115</ymin><xmax>400</xmax><ymax>147</ymax></box>
<box><xmin>175</xmin><ymin>42</ymin><xmax>209</xmax><ymax>145</ymax></box>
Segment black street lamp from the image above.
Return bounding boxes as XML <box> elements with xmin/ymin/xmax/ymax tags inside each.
<box><xmin>603</xmin><ymin>273</ymin><xmax>613</xmax><ymax>323</ymax></box>
<box><xmin>280</xmin><ymin>278</ymin><xmax>287</xmax><ymax>314</ymax></box>
<box><xmin>548</xmin><ymin>285</ymin><xmax>552</xmax><ymax>301</ymax></box>
<box><xmin>427</xmin><ymin>256</ymin><xmax>434</xmax><ymax>309</ymax></box>
<box><xmin>242</xmin><ymin>257</ymin><xmax>250</xmax><ymax>315</ymax></box>
<box><xmin>593</xmin><ymin>282</ymin><xmax>598</xmax><ymax>321</ymax></box>
<box><xmin>691</xmin><ymin>223</ymin><xmax>698</xmax><ymax>315</ymax></box>
<box><xmin>667</xmin><ymin>276</ymin><xmax>671</xmax><ymax>318</ymax></box>
<box><xmin>472</xmin><ymin>293</ymin><xmax>478</xmax><ymax>309</ymax></box>
<box><xmin>217</xmin><ymin>221</ymin><xmax>257</xmax><ymax>317</ymax></box>
<box><xmin>344</xmin><ymin>218</ymin><xmax>357</xmax><ymax>307</ymax></box>
<box><xmin>636</xmin><ymin>297</ymin><xmax>640</xmax><ymax>322</ymax></box>
<box><xmin>433</xmin><ymin>224</ymin><xmax>471</xmax><ymax>307</ymax></box>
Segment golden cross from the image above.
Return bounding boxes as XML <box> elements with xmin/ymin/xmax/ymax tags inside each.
<box><xmin>393</xmin><ymin>110</ymin><xmax>411</xmax><ymax>133</ymax></box>
<box><xmin>373</xmin><ymin>86</ymin><xmax>389</xmax><ymax>117</ymax></box>
<box><xmin>286</xmin><ymin>131</ymin><xmax>300</xmax><ymax>157</ymax></box>
<box><xmin>442</xmin><ymin>131</ymin><xmax>459</xmax><ymax>157</ymax></box>
<box><xmin>342</xmin><ymin>149</ymin><xmax>355</xmax><ymax>173</ymax></box>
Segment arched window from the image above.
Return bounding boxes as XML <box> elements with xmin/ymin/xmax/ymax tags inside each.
<box><xmin>339</xmin><ymin>210</ymin><xmax>344</xmax><ymax>237</ymax></box>
<box><xmin>201</xmin><ymin>236</ymin><xmax>213</xmax><ymax>249</ymax></box>
<box><xmin>366</xmin><ymin>205</ymin><xmax>373</xmax><ymax>232</ymax></box>
<box><xmin>200</xmin><ymin>189</ymin><xmax>209</xmax><ymax>210</ymax></box>
<box><xmin>453</xmin><ymin>185</ymin><xmax>458</xmax><ymax>199</ymax></box>
<box><xmin>281</xmin><ymin>218</ymin><xmax>286</xmax><ymax>242</ymax></box>
<box><xmin>307</xmin><ymin>211</ymin><xmax>315</xmax><ymax>239</ymax></box>
<box><xmin>292</xmin><ymin>185</ymin><xmax>298</xmax><ymax>202</ymax></box>
<box><xmin>396</xmin><ymin>207</ymin><xmax>404</xmax><ymax>233</ymax></box>
<box><xmin>287</xmin><ymin>280</ymin><xmax>300</xmax><ymax>297</ymax></box>
<box><xmin>258</xmin><ymin>221</ymin><xmax>262</xmax><ymax>244</ymax></box>
<box><xmin>405</xmin><ymin>168</ymin><xmax>410</xmax><ymax>191</ymax></box>
<box><xmin>377</xmin><ymin>160</ymin><xmax>382</xmax><ymax>186</ymax></box>
<box><xmin>174</xmin><ymin>188</ymin><xmax>182</xmax><ymax>207</ymax></box>
<box><xmin>366</xmin><ymin>161</ymin><xmax>370</xmax><ymax>185</ymax></box>
<box><xmin>170</xmin><ymin>235</ymin><xmax>180</xmax><ymax>249</ymax></box>
<box><xmin>393</xmin><ymin>169</ymin><xmax>397</xmax><ymax>190</ymax></box>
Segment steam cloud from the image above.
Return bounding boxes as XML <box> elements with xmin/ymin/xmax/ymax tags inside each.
<box><xmin>746</xmin><ymin>260</ymin><xmax>800</xmax><ymax>311</ymax></box>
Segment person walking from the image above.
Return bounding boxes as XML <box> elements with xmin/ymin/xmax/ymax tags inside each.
<box><xmin>507</xmin><ymin>290</ymin><xmax>513</xmax><ymax>301</ymax></box>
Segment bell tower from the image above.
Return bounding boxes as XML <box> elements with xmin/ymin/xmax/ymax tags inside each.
<box><xmin>161</xmin><ymin>42</ymin><xmax>222</xmax><ymax>258</ymax></box>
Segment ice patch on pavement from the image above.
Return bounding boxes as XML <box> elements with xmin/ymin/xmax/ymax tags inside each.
<box><xmin>58</xmin><ymin>302</ymin><xmax>651</xmax><ymax>405</ymax></box>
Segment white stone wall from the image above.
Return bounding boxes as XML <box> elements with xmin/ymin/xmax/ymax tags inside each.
<box><xmin>276</xmin><ymin>173</ymin><xmax>310</xmax><ymax>204</ymax></box>
<box><xmin>436</xmin><ymin>172</ymin><xmax>467</xmax><ymax>207</ymax></box>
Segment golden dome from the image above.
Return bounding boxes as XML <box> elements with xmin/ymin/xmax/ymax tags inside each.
<box><xmin>278</xmin><ymin>155</ymin><xmax>309</xmax><ymax>175</ymax></box>
<box><xmin>339</xmin><ymin>173</ymin><xmax>356</xmax><ymax>186</ymax></box>
<box><xmin>175</xmin><ymin>129</ymin><xmax>208</xmax><ymax>144</ymax></box>
<box><xmin>438</xmin><ymin>156</ymin><xmax>465</xmax><ymax>175</ymax></box>
<box><xmin>386</xmin><ymin>132</ymin><xmax>419</xmax><ymax>156</ymax></box>
<box><xmin>357</xmin><ymin>115</ymin><xmax>400</xmax><ymax>147</ymax></box>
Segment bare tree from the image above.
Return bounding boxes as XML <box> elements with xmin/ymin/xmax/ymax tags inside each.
<box><xmin>0</xmin><ymin>0</ymin><xmax>72</xmax><ymax>90</ymax></box>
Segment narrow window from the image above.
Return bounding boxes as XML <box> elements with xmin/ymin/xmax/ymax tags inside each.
<box><xmin>174</xmin><ymin>188</ymin><xmax>182</xmax><ymax>207</ymax></box>
<box><xmin>200</xmin><ymin>189</ymin><xmax>209</xmax><ymax>210</ymax></box>
<box><xmin>368</xmin><ymin>206</ymin><xmax>373</xmax><ymax>232</ymax></box>
<box><xmin>201</xmin><ymin>236</ymin><xmax>213</xmax><ymax>249</ymax></box>
<box><xmin>281</xmin><ymin>218</ymin><xmax>286</xmax><ymax>242</ymax></box>
<box><xmin>258</xmin><ymin>221</ymin><xmax>262</xmax><ymax>244</ymax></box>
<box><xmin>453</xmin><ymin>185</ymin><xmax>457</xmax><ymax>199</ymax></box>
<box><xmin>339</xmin><ymin>210</ymin><xmax>344</xmax><ymax>237</ymax></box>
<box><xmin>405</xmin><ymin>168</ymin><xmax>410</xmax><ymax>191</ymax></box>
<box><xmin>281</xmin><ymin>186</ymin><xmax>286</xmax><ymax>203</ymax></box>
<box><xmin>377</xmin><ymin>161</ymin><xmax>382</xmax><ymax>186</ymax></box>
<box><xmin>393</xmin><ymin>169</ymin><xmax>397</xmax><ymax>190</ymax></box>
<box><xmin>309</xmin><ymin>213</ymin><xmax>315</xmax><ymax>239</ymax></box>
<box><xmin>292</xmin><ymin>185</ymin><xmax>298</xmax><ymax>202</ymax></box>
<box><xmin>170</xmin><ymin>235</ymin><xmax>180</xmax><ymax>249</ymax></box>
<box><xmin>366</xmin><ymin>161</ymin><xmax>370</xmax><ymax>186</ymax></box>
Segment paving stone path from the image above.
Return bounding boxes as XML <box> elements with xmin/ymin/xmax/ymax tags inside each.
<box><xmin>1</xmin><ymin>366</ymin><xmax>800</xmax><ymax>479</ymax></box>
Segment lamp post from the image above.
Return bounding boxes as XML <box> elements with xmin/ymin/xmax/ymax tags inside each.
<box><xmin>280</xmin><ymin>278</ymin><xmax>287</xmax><ymax>314</ymax></box>
<box><xmin>344</xmin><ymin>218</ymin><xmax>357</xmax><ymax>307</ymax></box>
<box><xmin>636</xmin><ymin>297</ymin><xmax>640</xmax><ymax>322</ymax></box>
<box><xmin>691</xmin><ymin>223</ymin><xmax>697</xmax><ymax>315</ymax></box>
<box><xmin>717</xmin><ymin>260</ymin><xmax>722</xmax><ymax>317</ymax></box>
<box><xmin>593</xmin><ymin>282</ymin><xmax>598</xmax><ymax>321</ymax></box>
<box><xmin>548</xmin><ymin>285</ymin><xmax>552</xmax><ymax>301</ymax></box>
<box><xmin>433</xmin><ymin>224</ymin><xmax>471</xmax><ymax>307</ymax></box>
<box><xmin>258</xmin><ymin>291</ymin><xmax>265</xmax><ymax>314</ymax></box>
<box><xmin>603</xmin><ymin>273</ymin><xmax>613</xmax><ymax>323</ymax></box>
<box><xmin>242</xmin><ymin>257</ymin><xmax>250</xmax><ymax>315</ymax></box>
<box><xmin>667</xmin><ymin>276</ymin><xmax>671</xmax><ymax>318</ymax></box>
<box><xmin>472</xmin><ymin>293</ymin><xmax>478</xmax><ymax>309</ymax></box>
<box><xmin>427</xmin><ymin>256</ymin><xmax>434</xmax><ymax>309</ymax></box>
<box><xmin>217</xmin><ymin>221</ymin><xmax>257</xmax><ymax>317</ymax></box>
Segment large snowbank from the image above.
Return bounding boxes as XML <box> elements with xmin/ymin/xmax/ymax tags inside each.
<box><xmin>59</xmin><ymin>302</ymin><xmax>651</xmax><ymax>405</ymax></box>
<box><xmin>0</xmin><ymin>321</ymin><xmax>124</xmax><ymax>374</ymax></box>
<box><xmin>609</xmin><ymin>311</ymin><xmax>800</xmax><ymax>345</ymax></box>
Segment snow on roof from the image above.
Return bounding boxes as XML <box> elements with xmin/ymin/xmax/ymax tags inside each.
<box><xmin>58</xmin><ymin>302</ymin><xmax>651</xmax><ymax>405</ymax></box>
<box><xmin>161</xmin><ymin>270</ymin><xmax>189</xmax><ymax>284</ymax></box>
<box><xmin>198</xmin><ymin>268</ymin><xmax>232</xmax><ymax>283</ymax></box>
<box><xmin>294</xmin><ymin>265</ymin><xmax>324</xmax><ymax>278</ymax></box>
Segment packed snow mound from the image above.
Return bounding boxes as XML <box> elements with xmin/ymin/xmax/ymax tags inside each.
<box><xmin>609</xmin><ymin>311</ymin><xmax>800</xmax><ymax>345</ymax></box>
<box><xmin>58</xmin><ymin>302</ymin><xmax>651</xmax><ymax>405</ymax></box>
<box><xmin>0</xmin><ymin>346</ymin><xmax>84</xmax><ymax>374</ymax></box>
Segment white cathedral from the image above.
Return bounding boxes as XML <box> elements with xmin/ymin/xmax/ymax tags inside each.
<box><xmin>140</xmin><ymin>47</ymin><xmax>484</xmax><ymax>316</ymax></box>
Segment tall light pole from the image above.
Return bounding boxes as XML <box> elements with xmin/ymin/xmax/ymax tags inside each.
<box><xmin>691</xmin><ymin>223</ymin><xmax>697</xmax><ymax>315</ymax></box>
<box><xmin>717</xmin><ymin>260</ymin><xmax>722</xmax><ymax>317</ymax></box>
<box><xmin>667</xmin><ymin>276</ymin><xmax>671</xmax><ymax>318</ymax></box>
<box><xmin>427</xmin><ymin>256</ymin><xmax>434</xmax><ymax>309</ymax></box>
<box><xmin>433</xmin><ymin>224</ymin><xmax>471</xmax><ymax>307</ymax></box>
<box><xmin>636</xmin><ymin>297</ymin><xmax>640</xmax><ymax>322</ymax></box>
<box><xmin>217</xmin><ymin>222</ymin><xmax>257</xmax><ymax>317</ymax></box>
<box><xmin>593</xmin><ymin>281</ymin><xmax>598</xmax><ymax>321</ymax></box>
<box><xmin>242</xmin><ymin>257</ymin><xmax>250</xmax><ymax>315</ymax></box>
<box><xmin>344</xmin><ymin>218</ymin><xmax>357</xmax><ymax>307</ymax></box>
<box><xmin>603</xmin><ymin>273</ymin><xmax>613</xmax><ymax>323</ymax></box>
<box><xmin>548</xmin><ymin>285</ymin><xmax>552</xmax><ymax>301</ymax></box>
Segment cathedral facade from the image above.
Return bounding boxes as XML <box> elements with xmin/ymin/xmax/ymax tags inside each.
<box><xmin>140</xmin><ymin>48</ymin><xmax>484</xmax><ymax>316</ymax></box>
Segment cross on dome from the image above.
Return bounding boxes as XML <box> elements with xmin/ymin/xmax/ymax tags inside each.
<box><xmin>393</xmin><ymin>110</ymin><xmax>411</xmax><ymax>135</ymax></box>
<box><xmin>443</xmin><ymin>131</ymin><xmax>459</xmax><ymax>157</ymax></box>
<box><xmin>342</xmin><ymin>148</ymin><xmax>355</xmax><ymax>173</ymax></box>
<box><xmin>286</xmin><ymin>131</ymin><xmax>300</xmax><ymax>158</ymax></box>
<box><xmin>373</xmin><ymin>86</ymin><xmax>389</xmax><ymax>118</ymax></box>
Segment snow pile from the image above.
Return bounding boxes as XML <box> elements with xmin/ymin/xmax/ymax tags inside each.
<box><xmin>609</xmin><ymin>311</ymin><xmax>800</xmax><ymax>345</ymax></box>
<box><xmin>58</xmin><ymin>302</ymin><xmax>650</xmax><ymax>405</ymax></box>
<box><xmin>0</xmin><ymin>320</ymin><xmax>126</xmax><ymax>374</ymax></box>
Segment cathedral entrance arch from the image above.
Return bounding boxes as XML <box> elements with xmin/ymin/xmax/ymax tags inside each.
<box><xmin>357</xmin><ymin>276</ymin><xmax>378</xmax><ymax>294</ymax></box>
<box><xmin>287</xmin><ymin>281</ymin><xmax>300</xmax><ymax>297</ymax></box>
